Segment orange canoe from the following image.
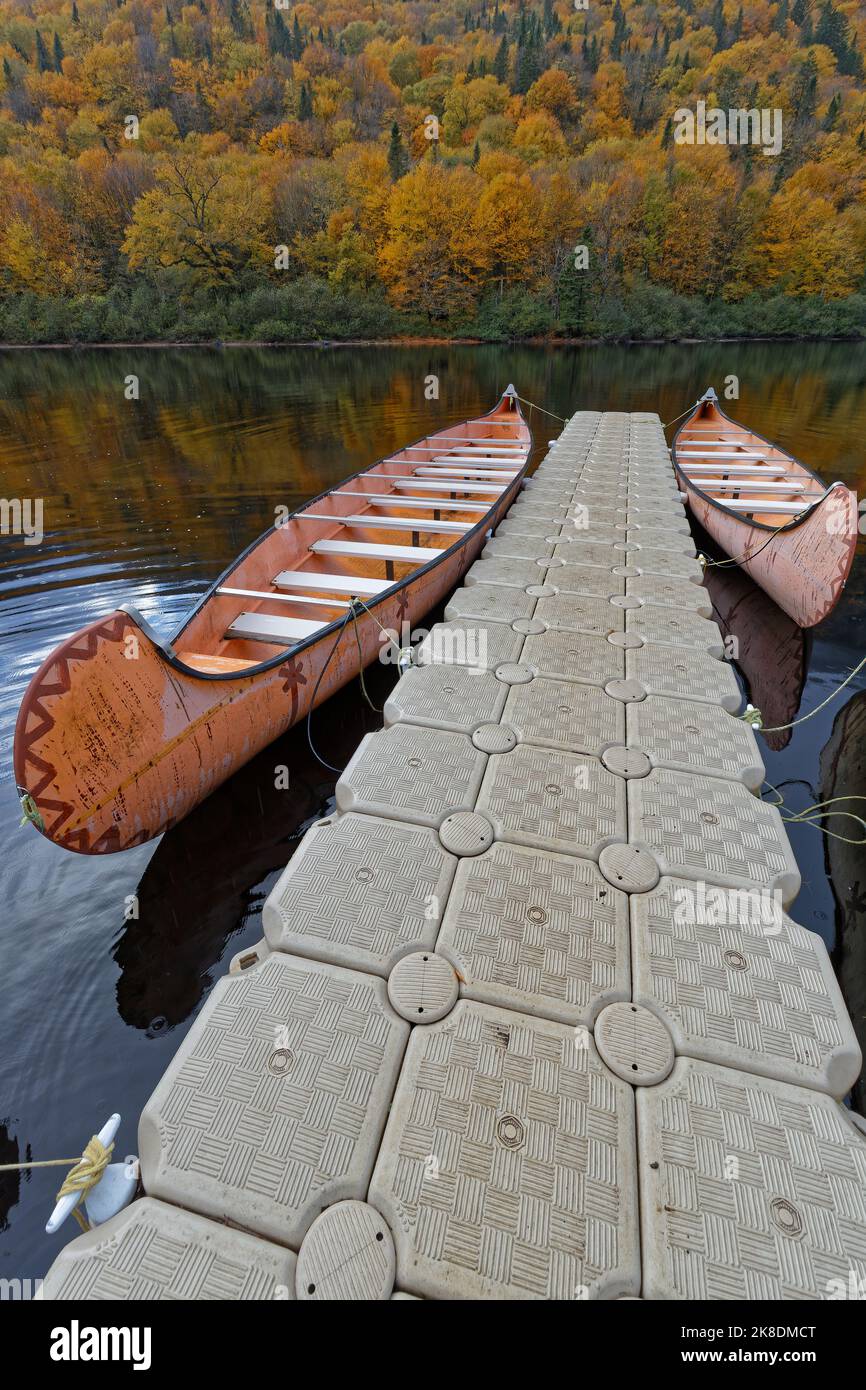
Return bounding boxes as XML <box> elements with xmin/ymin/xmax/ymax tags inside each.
<box><xmin>15</xmin><ymin>388</ymin><xmax>531</xmax><ymax>854</ymax></box>
<box><xmin>672</xmin><ymin>389</ymin><xmax>857</xmax><ymax>628</ymax></box>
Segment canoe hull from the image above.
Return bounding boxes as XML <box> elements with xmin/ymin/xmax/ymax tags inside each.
<box><xmin>673</xmin><ymin>394</ymin><xmax>858</xmax><ymax>629</ymax></box>
<box><xmin>684</xmin><ymin>480</ymin><xmax>856</xmax><ymax>629</ymax></box>
<box><xmin>15</xmin><ymin>388</ymin><xmax>529</xmax><ymax>854</ymax></box>
<box><xmin>13</xmin><ymin>502</ymin><xmax>504</xmax><ymax>854</ymax></box>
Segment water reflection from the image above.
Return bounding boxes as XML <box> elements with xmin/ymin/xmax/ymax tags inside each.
<box><xmin>0</xmin><ymin>341</ymin><xmax>864</xmax><ymax>1278</ymax></box>
<box><xmin>701</xmin><ymin>543</ymin><xmax>811</xmax><ymax>753</ymax></box>
<box><xmin>113</xmin><ymin>669</ymin><xmax>389</xmax><ymax>1033</ymax></box>
<box><xmin>820</xmin><ymin>690</ymin><xmax>866</xmax><ymax>1115</ymax></box>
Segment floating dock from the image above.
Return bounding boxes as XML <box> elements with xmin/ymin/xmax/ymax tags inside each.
<box><xmin>42</xmin><ymin>412</ymin><xmax>866</xmax><ymax>1301</ymax></box>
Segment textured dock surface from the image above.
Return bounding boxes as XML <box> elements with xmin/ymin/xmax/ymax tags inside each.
<box><xmin>44</xmin><ymin>412</ymin><xmax>865</xmax><ymax>1301</ymax></box>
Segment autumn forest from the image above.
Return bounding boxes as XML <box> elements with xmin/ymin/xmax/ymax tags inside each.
<box><xmin>1</xmin><ymin>0</ymin><xmax>865</xmax><ymax>342</ymax></box>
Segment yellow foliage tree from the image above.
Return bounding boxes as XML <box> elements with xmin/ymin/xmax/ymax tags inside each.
<box><xmin>122</xmin><ymin>146</ymin><xmax>270</xmax><ymax>283</ymax></box>
<box><xmin>378</xmin><ymin>161</ymin><xmax>487</xmax><ymax>318</ymax></box>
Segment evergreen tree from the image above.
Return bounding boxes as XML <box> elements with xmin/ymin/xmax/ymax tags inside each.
<box><xmin>542</xmin><ymin>0</ymin><xmax>561</xmax><ymax>38</ymax></box>
<box><xmin>791</xmin><ymin>0</ymin><xmax>809</xmax><ymax>27</ymax></box>
<box><xmin>229</xmin><ymin>0</ymin><xmax>252</xmax><ymax>40</ymax></box>
<box><xmin>493</xmin><ymin>34</ymin><xmax>509</xmax><ymax>82</ymax></box>
<box><xmin>35</xmin><ymin>29</ymin><xmax>50</xmax><ymax>72</ymax></box>
<box><xmin>298</xmin><ymin>81</ymin><xmax>313</xmax><ymax>120</ymax></box>
<box><xmin>610</xmin><ymin>0</ymin><xmax>630</xmax><ymax>58</ymax></box>
<box><xmin>514</xmin><ymin>15</ymin><xmax>542</xmax><ymax>92</ymax></box>
<box><xmin>556</xmin><ymin>230</ymin><xmax>594</xmax><ymax>333</ymax></box>
<box><xmin>2</xmin><ymin>56</ymin><xmax>12</xmax><ymax>85</ymax></box>
<box><xmin>71</xmin><ymin>0</ymin><xmax>79</xmax><ymax>21</ymax></box>
<box><xmin>711</xmin><ymin>0</ymin><xmax>725</xmax><ymax>44</ymax></box>
<box><xmin>52</xmin><ymin>31</ymin><xmax>64</xmax><ymax>71</ymax></box>
<box><xmin>267</xmin><ymin>7</ymin><xmax>293</xmax><ymax>58</ymax></box>
<box><xmin>471</xmin><ymin>138</ymin><xmax>480</xmax><ymax>166</ymax></box>
<box><xmin>791</xmin><ymin>52</ymin><xmax>818</xmax><ymax>122</ymax></box>
<box><xmin>815</xmin><ymin>2</ymin><xmax>862</xmax><ymax>76</ymax></box>
<box><xmin>822</xmin><ymin>90</ymin><xmax>841</xmax><ymax>128</ymax></box>
<box><xmin>387</xmin><ymin>121</ymin><xmax>408</xmax><ymax>180</ymax></box>
<box><xmin>661</xmin><ymin>114</ymin><xmax>673</xmax><ymax>148</ymax></box>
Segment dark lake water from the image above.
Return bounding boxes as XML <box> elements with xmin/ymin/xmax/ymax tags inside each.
<box><xmin>1</xmin><ymin>342</ymin><xmax>865</xmax><ymax>1281</ymax></box>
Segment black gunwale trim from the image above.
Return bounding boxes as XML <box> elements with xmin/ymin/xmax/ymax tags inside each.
<box><xmin>120</xmin><ymin>391</ymin><xmax>534</xmax><ymax>682</ymax></box>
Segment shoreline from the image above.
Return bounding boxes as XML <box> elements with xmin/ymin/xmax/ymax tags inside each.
<box><xmin>1</xmin><ymin>332</ymin><xmax>865</xmax><ymax>351</ymax></box>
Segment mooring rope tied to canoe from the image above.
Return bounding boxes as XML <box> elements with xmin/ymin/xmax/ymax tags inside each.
<box><xmin>738</xmin><ymin>652</ymin><xmax>866</xmax><ymax>734</ymax></box>
<box><xmin>305</xmin><ymin>597</ymin><xmax>394</xmax><ymax>774</ymax></box>
<box><xmin>696</xmin><ymin>488</ymin><xmax>836</xmax><ymax>571</ymax></box>
<box><xmin>760</xmin><ymin>782</ymin><xmax>866</xmax><ymax>845</ymax></box>
<box><xmin>513</xmin><ymin>394</ymin><xmax>569</xmax><ymax>424</ymax></box>
<box><xmin>305</xmin><ymin>607</ymin><xmax>355</xmax><ymax>775</ymax></box>
<box><xmin>0</xmin><ymin>1134</ymin><xmax>114</xmax><ymax>1232</ymax></box>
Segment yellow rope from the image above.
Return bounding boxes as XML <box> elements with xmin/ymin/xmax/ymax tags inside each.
<box><xmin>664</xmin><ymin>403</ymin><xmax>700</xmax><ymax>429</ymax></box>
<box><xmin>739</xmin><ymin>654</ymin><xmax>866</xmax><ymax>734</ymax></box>
<box><xmin>762</xmin><ymin>783</ymin><xmax>866</xmax><ymax>845</ymax></box>
<box><xmin>0</xmin><ymin>1135</ymin><xmax>114</xmax><ymax>1233</ymax></box>
<box><xmin>514</xmin><ymin>394</ymin><xmax>569</xmax><ymax>424</ymax></box>
<box><xmin>698</xmin><ymin>519</ymin><xmax>798</xmax><ymax>570</ymax></box>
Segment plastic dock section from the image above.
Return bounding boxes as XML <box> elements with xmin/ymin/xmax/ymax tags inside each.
<box><xmin>44</xmin><ymin>412</ymin><xmax>866</xmax><ymax>1301</ymax></box>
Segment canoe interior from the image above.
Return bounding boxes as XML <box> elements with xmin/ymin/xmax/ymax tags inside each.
<box><xmin>173</xmin><ymin>391</ymin><xmax>531</xmax><ymax>673</ymax></box>
<box><xmin>673</xmin><ymin>396</ymin><xmax>825</xmax><ymax>529</ymax></box>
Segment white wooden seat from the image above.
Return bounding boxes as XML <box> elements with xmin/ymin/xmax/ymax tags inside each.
<box><xmin>699</xmin><ymin>479</ymin><xmax>806</xmax><ymax>493</ymax></box>
<box><xmin>217</xmin><ymin>585</ymin><xmax>350</xmax><ymax>609</ymax></box>
<box><xmin>680</xmin><ymin>464</ymin><xmax>787</xmax><ymax>476</ymax></box>
<box><xmin>677</xmin><ymin>451</ymin><xmax>769</xmax><ymax>460</ymax></box>
<box><xmin>432</xmin><ymin>436</ymin><xmax>526</xmax><ymax>447</ymax></box>
<box><xmin>431</xmin><ymin>455</ymin><xmax>522</xmax><ymax>466</ymax></box>
<box><xmin>272</xmin><ymin>569</ymin><xmax>390</xmax><ymax>596</ymax></box>
<box><xmin>404</xmin><ymin>444</ymin><xmax>524</xmax><ymax>456</ymax></box>
<box><xmin>225</xmin><ymin>612</ymin><xmax>326</xmax><ymax>644</ymax></box>
<box><xmin>383</xmin><ymin>477</ymin><xmax>504</xmax><ymax>494</ymax></box>
<box><xmin>310</xmin><ymin>539</ymin><xmax>444</xmax><ymax>580</ymax></box>
<box><xmin>415</xmin><ymin>466</ymin><xmax>516</xmax><ymax>480</ymax></box>
<box><xmin>389</xmin><ymin>478</ymin><xmax>505</xmax><ymax>494</ymax></box>
<box><xmin>304</xmin><ymin>513</ymin><xmax>471</xmax><ymax>534</ymax></box>
<box><xmin>337</xmin><ymin>492</ymin><xmax>488</xmax><ymax>512</ymax></box>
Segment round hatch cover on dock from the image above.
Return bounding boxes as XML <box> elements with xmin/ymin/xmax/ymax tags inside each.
<box><xmin>511</xmin><ymin>617</ymin><xmax>546</xmax><ymax>635</ymax></box>
<box><xmin>607</xmin><ymin>631</ymin><xmax>644</xmax><ymax>649</ymax></box>
<box><xmin>495</xmin><ymin>662</ymin><xmax>535</xmax><ymax>685</ymax></box>
<box><xmin>604</xmin><ymin>679</ymin><xmax>647</xmax><ymax>703</ymax></box>
<box><xmin>609</xmin><ymin>595</ymin><xmax>643</xmax><ymax>610</ymax></box>
<box><xmin>439</xmin><ymin>811</ymin><xmax>495</xmax><ymax>857</ymax></box>
<box><xmin>388</xmin><ymin>952</ymin><xmax>459</xmax><ymax>1023</ymax></box>
<box><xmin>601</xmin><ymin>747</ymin><xmax>652</xmax><ymax>779</ymax></box>
<box><xmin>296</xmin><ymin>1201</ymin><xmax>395</xmax><ymax>1301</ymax></box>
<box><xmin>525</xmin><ymin>583</ymin><xmax>558</xmax><ymax>598</ymax></box>
<box><xmin>472</xmin><ymin>723</ymin><xmax>518</xmax><ymax>754</ymax></box>
<box><xmin>595</xmin><ymin>1003</ymin><xmax>674</xmax><ymax>1086</ymax></box>
<box><xmin>599</xmin><ymin>843</ymin><xmax>660</xmax><ymax>892</ymax></box>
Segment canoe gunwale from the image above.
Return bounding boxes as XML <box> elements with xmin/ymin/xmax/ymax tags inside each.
<box><xmin>156</xmin><ymin>390</ymin><xmax>533</xmax><ymax>683</ymax></box>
